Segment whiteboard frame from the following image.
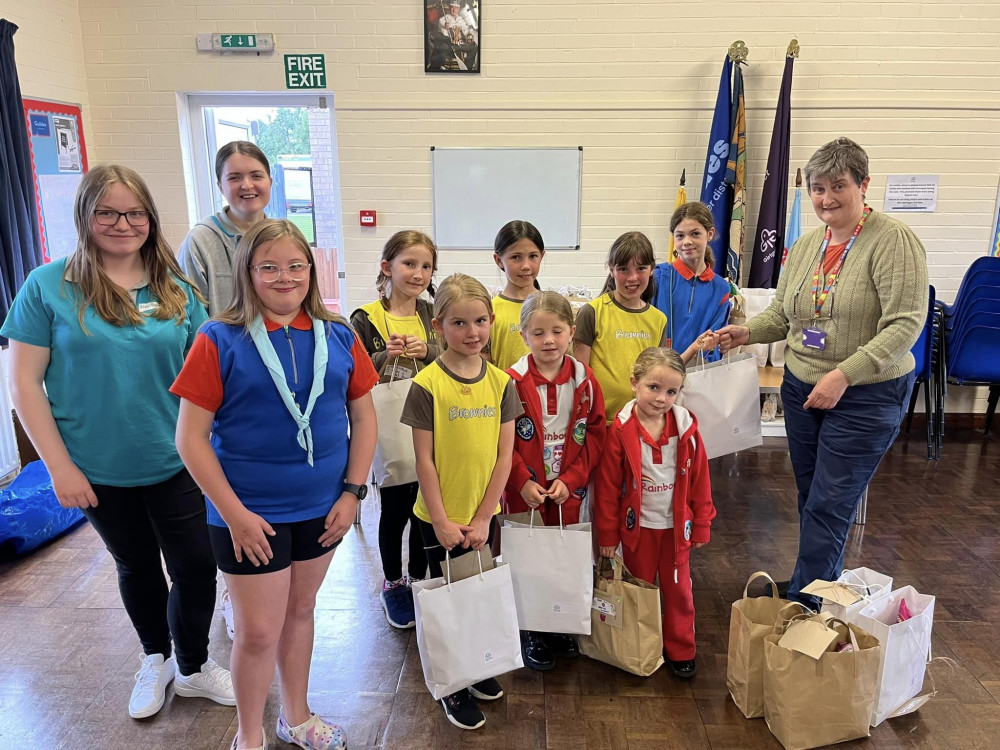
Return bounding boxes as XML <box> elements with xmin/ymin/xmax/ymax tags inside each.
<box><xmin>431</xmin><ymin>146</ymin><xmax>583</xmax><ymax>251</ymax></box>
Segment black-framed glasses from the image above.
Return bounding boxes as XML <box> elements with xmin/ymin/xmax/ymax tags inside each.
<box><xmin>93</xmin><ymin>209</ymin><xmax>150</xmax><ymax>227</ymax></box>
<box><xmin>252</xmin><ymin>262</ymin><xmax>312</xmax><ymax>283</ymax></box>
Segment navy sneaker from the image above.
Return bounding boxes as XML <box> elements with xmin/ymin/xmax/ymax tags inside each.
<box><xmin>380</xmin><ymin>578</ymin><xmax>415</xmax><ymax>629</ymax></box>
<box><xmin>468</xmin><ymin>677</ymin><xmax>503</xmax><ymax>701</ymax></box>
<box><xmin>670</xmin><ymin>659</ymin><xmax>697</xmax><ymax>678</ymax></box>
<box><xmin>440</xmin><ymin>689</ymin><xmax>485</xmax><ymax>730</ymax></box>
<box><xmin>542</xmin><ymin>632</ymin><xmax>579</xmax><ymax>659</ymax></box>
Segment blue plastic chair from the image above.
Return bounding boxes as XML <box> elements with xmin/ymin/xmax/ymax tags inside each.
<box><xmin>939</xmin><ymin>257</ymin><xmax>1000</xmax><ymax>318</ymax></box>
<box><xmin>904</xmin><ymin>287</ymin><xmax>937</xmax><ymax>459</ymax></box>
<box><xmin>946</xmin><ymin>322</ymin><xmax>1000</xmax><ymax>436</ymax></box>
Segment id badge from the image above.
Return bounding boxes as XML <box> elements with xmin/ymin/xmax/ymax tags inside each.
<box><xmin>802</xmin><ymin>327</ymin><xmax>827</xmax><ymax>350</ymax></box>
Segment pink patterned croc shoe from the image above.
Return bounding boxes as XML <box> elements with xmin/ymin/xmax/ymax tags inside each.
<box><xmin>276</xmin><ymin>712</ymin><xmax>347</xmax><ymax>750</ymax></box>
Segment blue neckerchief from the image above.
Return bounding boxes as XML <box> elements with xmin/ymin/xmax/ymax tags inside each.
<box><xmin>249</xmin><ymin>313</ymin><xmax>328</xmax><ymax>466</ymax></box>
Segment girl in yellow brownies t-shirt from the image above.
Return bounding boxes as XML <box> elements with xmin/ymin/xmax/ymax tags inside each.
<box><xmin>488</xmin><ymin>220</ymin><xmax>546</xmax><ymax>371</ymax></box>
<box><xmin>574</xmin><ymin>231</ymin><xmax>669</xmax><ymax>423</ymax></box>
<box><xmin>399</xmin><ymin>273</ymin><xmax>521</xmax><ymax>731</ymax></box>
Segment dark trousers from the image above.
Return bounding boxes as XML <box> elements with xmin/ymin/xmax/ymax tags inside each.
<box><xmin>378</xmin><ymin>482</ymin><xmax>428</xmax><ymax>581</ymax></box>
<box><xmin>781</xmin><ymin>368</ymin><xmax>914</xmax><ymax>606</ymax></box>
<box><xmin>83</xmin><ymin>468</ymin><xmax>217</xmax><ymax>676</ymax></box>
<box><xmin>417</xmin><ymin>516</ymin><xmax>498</xmax><ymax>579</ymax></box>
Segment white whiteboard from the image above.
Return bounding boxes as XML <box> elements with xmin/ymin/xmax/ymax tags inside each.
<box><xmin>432</xmin><ymin>147</ymin><xmax>582</xmax><ymax>250</ymax></box>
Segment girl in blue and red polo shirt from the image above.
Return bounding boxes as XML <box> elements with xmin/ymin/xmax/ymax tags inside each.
<box><xmin>503</xmin><ymin>291</ymin><xmax>606</xmax><ymax>671</ymax></box>
<box><xmin>652</xmin><ymin>202</ymin><xmax>732</xmax><ymax>362</ymax></box>
<box><xmin>172</xmin><ymin>219</ymin><xmax>378</xmax><ymax>750</ymax></box>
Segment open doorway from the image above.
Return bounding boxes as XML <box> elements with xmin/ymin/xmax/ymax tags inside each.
<box><xmin>182</xmin><ymin>93</ymin><xmax>345</xmax><ymax>311</ymax></box>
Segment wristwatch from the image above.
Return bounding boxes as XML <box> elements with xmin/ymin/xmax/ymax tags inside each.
<box><xmin>342</xmin><ymin>482</ymin><xmax>368</xmax><ymax>501</ymax></box>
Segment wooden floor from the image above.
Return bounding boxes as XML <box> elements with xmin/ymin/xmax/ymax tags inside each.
<box><xmin>2</xmin><ymin>423</ymin><xmax>1000</xmax><ymax>749</ymax></box>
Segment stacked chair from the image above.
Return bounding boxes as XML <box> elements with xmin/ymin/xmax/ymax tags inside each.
<box><xmin>904</xmin><ymin>286</ymin><xmax>939</xmax><ymax>459</ymax></box>
<box><xmin>933</xmin><ymin>257</ymin><xmax>1000</xmax><ymax>453</ymax></box>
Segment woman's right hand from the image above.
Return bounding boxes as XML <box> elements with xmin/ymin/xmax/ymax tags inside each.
<box><xmin>716</xmin><ymin>324</ymin><xmax>750</xmax><ymax>353</ymax></box>
<box><xmin>227</xmin><ymin>508</ymin><xmax>276</xmax><ymax>566</ymax></box>
<box><xmin>50</xmin><ymin>463</ymin><xmax>99</xmax><ymax>509</ymax></box>
<box><xmin>520</xmin><ymin>480</ymin><xmax>547</xmax><ymax>509</ymax></box>
<box><xmin>433</xmin><ymin>518</ymin><xmax>468</xmax><ymax>551</ymax></box>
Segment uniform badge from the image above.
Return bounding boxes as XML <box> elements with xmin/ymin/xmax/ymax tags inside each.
<box><xmin>573</xmin><ymin>486</ymin><xmax>587</xmax><ymax>500</ymax></box>
<box><xmin>684</xmin><ymin>520</ymin><xmax>692</xmax><ymax>541</ymax></box>
<box><xmin>625</xmin><ymin>506</ymin><xmax>636</xmax><ymax>530</ymax></box>
<box><xmin>572</xmin><ymin>419</ymin><xmax>587</xmax><ymax>445</ymax></box>
<box><xmin>516</xmin><ymin>416</ymin><xmax>535</xmax><ymax>441</ymax></box>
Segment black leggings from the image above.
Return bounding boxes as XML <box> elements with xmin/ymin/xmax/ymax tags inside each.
<box><xmin>378</xmin><ymin>482</ymin><xmax>427</xmax><ymax>581</ymax></box>
<box><xmin>417</xmin><ymin>516</ymin><xmax>498</xmax><ymax>579</ymax></box>
<box><xmin>83</xmin><ymin>469</ymin><xmax>217</xmax><ymax>676</ymax></box>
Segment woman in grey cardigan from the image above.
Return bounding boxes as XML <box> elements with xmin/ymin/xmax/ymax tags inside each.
<box><xmin>178</xmin><ymin>141</ymin><xmax>273</xmax><ymax>317</ymax></box>
<box><xmin>719</xmin><ymin>137</ymin><xmax>928</xmax><ymax>607</ymax></box>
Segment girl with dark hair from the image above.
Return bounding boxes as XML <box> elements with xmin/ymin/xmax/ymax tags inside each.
<box><xmin>488</xmin><ymin>220</ymin><xmax>545</xmax><ymax>371</ymax></box>
<box><xmin>178</xmin><ymin>141</ymin><xmax>273</xmax><ymax>316</ymax></box>
<box><xmin>574</xmin><ymin>231</ymin><xmax>669</xmax><ymax>423</ymax></box>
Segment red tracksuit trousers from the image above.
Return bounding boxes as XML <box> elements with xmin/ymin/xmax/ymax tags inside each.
<box><xmin>622</xmin><ymin>526</ymin><xmax>696</xmax><ymax>661</ymax></box>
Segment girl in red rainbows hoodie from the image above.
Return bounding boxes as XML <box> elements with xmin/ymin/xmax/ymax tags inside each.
<box><xmin>503</xmin><ymin>291</ymin><xmax>606</xmax><ymax>671</ymax></box>
<box><xmin>595</xmin><ymin>347</ymin><xmax>715</xmax><ymax>679</ymax></box>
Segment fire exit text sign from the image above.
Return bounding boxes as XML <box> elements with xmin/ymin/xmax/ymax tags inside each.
<box><xmin>284</xmin><ymin>54</ymin><xmax>326</xmax><ymax>89</ymax></box>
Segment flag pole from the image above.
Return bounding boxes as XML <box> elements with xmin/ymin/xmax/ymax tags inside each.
<box><xmin>667</xmin><ymin>169</ymin><xmax>689</xmax><ymax>261</ymax></box>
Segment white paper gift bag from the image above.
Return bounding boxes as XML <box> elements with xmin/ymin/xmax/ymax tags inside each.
<box><xmin>412</xmin><ymin>551</ymin><xmax>523</xmax><ymax>699</ymax></box>
<box><xmin>502</xmin><ymin>507</ymin><xmax>594</xmax><ymax>635</ymax></box>
<box><xmin>855</xmin><ymin>585</ymin><xmax>936</xmax><ymax>726</ymax></box>
<box><xmin>678</xmin><ymin>352</ymin><xmax>763</xmax><ymax>459</ymax></box>
<box><xmin>740</xmin><ymin>289</ymin><xmax>776</xmax><ymax>367</ymax></box>
<box><xmin>370</xmin><ymin>370</ymin><xmax>416</xmax><ymax>488</ymax></box>
<box><xmin>806</xmin><ymin>567</ymin><xmax>893</xmax><ymax>624</ymax></box>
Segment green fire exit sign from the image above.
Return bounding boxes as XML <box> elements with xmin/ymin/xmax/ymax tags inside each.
<box><xmin>220</xmin><ymin>34</ymin><xmax>257</xmax><ymax>49</ymax></box>
<box><xmin>284</xmin><ymin>54</ymin><xmax>327</xmax><ymax>89</ymax></box>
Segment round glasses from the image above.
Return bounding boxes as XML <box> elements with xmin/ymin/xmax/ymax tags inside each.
<box><xmin>93</xmin><ymin>209</ymin><xmax>150</xmax><ymax>227</ymax></box>
<box><xmin>252</xmin><ymin>262</ymin><xmax>312</xmax><ymax>283</ymax></box>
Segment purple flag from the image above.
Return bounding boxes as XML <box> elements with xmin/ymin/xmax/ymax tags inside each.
<box><xmin>748</xmin><ymin>52</ymin><xmax>795</xmax><ymax>288</ymax></box>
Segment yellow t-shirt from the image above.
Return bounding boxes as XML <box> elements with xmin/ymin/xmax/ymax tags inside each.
<box><xmin>400</xmin><ymin>359</ymin><xmax>522</xmax><ymax>524</ymax></box>
<box><xmin>575</xmin><ymin>293</ymin><xmax>668</xmax><ymax>423</ymax></box>
<box><xmin>383</xmin><ymin>311</ymin><xmax>428</xmax><ymax>343</ymax></box>
<box><xmin>490</xmin><ymin>294</ymin><xmax>530</xmax><ymax>372</ymax></box>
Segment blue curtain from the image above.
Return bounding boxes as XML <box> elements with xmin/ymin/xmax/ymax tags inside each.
<box><xmin>0</xmin><ymin>20</ymin><xmax>42</xmax><ymax>343</ymax></box>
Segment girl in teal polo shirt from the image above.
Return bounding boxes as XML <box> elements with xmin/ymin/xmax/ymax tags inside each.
<box><xmin>1</xmin><ymin>165</ymin><xmax>234</xmax><ymax>721</ymax></box>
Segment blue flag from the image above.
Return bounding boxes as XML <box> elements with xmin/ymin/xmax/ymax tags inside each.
<box><xmin>748</xmin><ymin>53</ymin><xmax>795</xmax><ymax>288</ymax></box>
<box><xmin>700</xmin><ymin>57</ymin><xmax>733</xmax><ymax>278</ymax></box>
<box><xmin>780</xmin><ymin>185</ymin><xmax>802</xmax><ymax>278</ymax></box>
<box><xmin>725</xmin><ymin>62</ymin><xmax>747</xmax><ymax>284</ymax></box>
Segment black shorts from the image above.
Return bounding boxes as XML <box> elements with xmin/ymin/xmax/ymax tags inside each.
<box><xmin>208</xmin><ymin>514</ymin><xmax>339</xmax><ymax>575</ymax></box>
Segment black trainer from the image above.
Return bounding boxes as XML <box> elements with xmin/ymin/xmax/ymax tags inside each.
<box><xmin>670</xmin><ymin>659</ymin><xmax>697</xmax><ymax>679</ymax></box>
<box><xmin>542</xmin><ymin>632</ymin><xmax>579</xmax><ymax>659</ymax></box>
<box><xmin>764</xmin><ymin>580</ymin><xmax>791</xmax><ymax>598</ymax></box>
<box><xmin>520</xmin><ymin>630</ymin><xmax>555</xmax><ymax>671</ymax></box>
<box><xmin>468</xmin><ymin>677</ymin><xmax>503</xmax><ymax>701</ymax></box>
<box><xmin>440</xmin><ymin>689</ymin><xmax>485</xmax><ymax>730</ymax></box>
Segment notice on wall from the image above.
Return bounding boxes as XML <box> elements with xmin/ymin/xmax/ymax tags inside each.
<box><xmin>884</xmin><ymin>175</ymin><xmax>938</xmax><ymax>213</ymax></box>
<box><xmin>22</xmin><ymin>98</ymin><xmax>89</xmax><ymax>264</ymax></box>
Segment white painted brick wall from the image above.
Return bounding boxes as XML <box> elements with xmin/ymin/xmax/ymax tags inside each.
<box><xmin>9</xmin><ymin>0</ymin><xmax>1000</xmax><ymax>412</ymax></box>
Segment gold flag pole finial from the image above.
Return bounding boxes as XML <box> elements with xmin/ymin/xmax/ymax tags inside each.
<box><xmin>680</xmin><ymin>168</ymin><xmax>686</xmax><ymax>187</ymax></box>
<box><xmin>787</xmin><ymin>39</ymin><xmax>800</xmax><ymax>59</ymax></box>
<box><xmin>729</xmin><ymin>41</ymin><xmax>749</xmax><ymax>65</ymax></box>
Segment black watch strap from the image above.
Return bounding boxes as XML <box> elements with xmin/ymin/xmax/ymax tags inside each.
<box><xmin>342</xmin><ymin>482</ymin><xmax>368</xmax><ymax>500</ymax></box>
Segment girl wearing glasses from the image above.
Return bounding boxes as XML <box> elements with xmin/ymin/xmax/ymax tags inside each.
<box><xmin>1</xmin><ymin>165</ymin><xmax>234</xmax><ymax>719</ymax></box>
<box><xmin>178</xmin><ymin>141</ymin><xmax>273</xmax><ymax>317</ymax></box>
<box><xmin>172</xmin><ymin>219</ymin><xmax>378</xmax><ymax>750</ymax></box>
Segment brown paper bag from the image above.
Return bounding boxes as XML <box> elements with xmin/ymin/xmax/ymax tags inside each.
<box><xmin>763</xmin><ymin>615</ymin><xmax>881</xmax><ymax>750</ymax></box>
<box><xmin>445</xmin><ymin>547</ymin><xmax>495</xmax><ymax>583</ymax></box>
<box><xmin>577</xmin><ymin>556</ymin><xmax>664</xmax><ymax>676</ymax></box>
<box><xmin>727</xmin><ymin>571</ymin><xmax>806</xmax><ymax>719</ymax></box>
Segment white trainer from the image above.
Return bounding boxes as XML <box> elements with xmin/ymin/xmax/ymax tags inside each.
<box><xmin>173</xmin><ymin>658</ymin><xmax>236</xmax><ymax>706</ymax></box>
<box><xmin>129</xmin><ymin>653</ymin><xmax>175</xmax><ymax>719</ymax></box>
<box><xmin>222</xmin><ymin>589</ymin><xmax>235</xmax><ymax>641</ymax></box>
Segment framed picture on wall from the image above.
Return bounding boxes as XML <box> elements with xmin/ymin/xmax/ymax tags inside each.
<box><xmin>425</xmin><ymin>0</ymin><xmax>480</xmax><ymax>73</ymax></box>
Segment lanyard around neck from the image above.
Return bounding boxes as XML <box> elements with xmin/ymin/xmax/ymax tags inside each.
<box><xmin>811</xmin><ymin>205</ymin><xmax>871</xmax><ymax>319</ymax></box>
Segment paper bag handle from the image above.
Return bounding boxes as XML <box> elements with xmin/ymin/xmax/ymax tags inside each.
<box><xmin>529</xmin><ymin>506</ymin><xmax>566</xmax><ymax>538</ymax></box>
<box><xmin>743</xmin><ymin>571</ymin><xmax>779</xmax><ymax>599</ymax></box>
<box><xmin>443</xmin><ymin>548</ymin><xmax>485</xmax><ymax>591</ymax></box>
<box><xmin>825</xmin><ymin>616</ymin><xmax>861</xmax><ymax>652</ymax></box>
<box><xmin>597</xmin><ymin>556</ymin><xmax>622</xmax><ymax>582</ymax></box>
<box><xmin>837</xmin><ymin>570</ymin><xmax>889</xmax><ymax>601</ymax></box>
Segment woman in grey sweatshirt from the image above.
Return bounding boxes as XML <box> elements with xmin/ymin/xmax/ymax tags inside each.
<box><xmin>178</xmin><ymin>141</ymin><xmax>273</xmax><ymax>317</ymax></box>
